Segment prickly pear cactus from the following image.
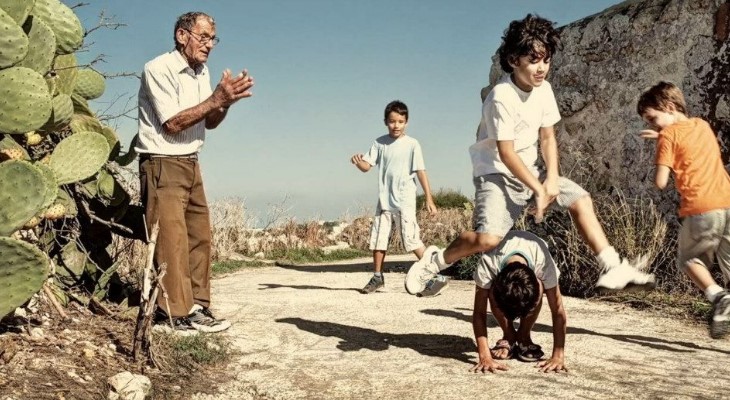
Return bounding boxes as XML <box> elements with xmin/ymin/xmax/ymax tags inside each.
<box><xmin>0</xmin><ymin>66</ymin><xmax>53</xmax><ymax>134</ymax></box>
<box><xmin>0</xmin><ymin>237</ymin><xmax>49</xmax><ymax>318</ymax></box>
<box><xmin>18</xmin><ymin>15</ymin><xmax>55</xmax><ymax>75</ymax></box>
<box><xmin>52</xmin><ymin>53</ymin><xmax>77</xmax><ymax>95</ymax></box>
<box><xmin>0</xmin><ymin>160</ymin><xmax>48</xmax><ymax>236</ymax></box>
<box><xmin>0</xmin><ymin>0</ymin><xmax>36</xmax><ymax>25</ymax></box>
<box><xmin>0</xmin><ymin>8</ymin><xmax>29</xmax><ymax>68</ymax></box>
<box><xmin>48</xmin><ymin>131</ymin><xmax>110</xmax><ymax>184</ymax></box>
<box><xmin>31</xmin><ymin>0</ymin><xmax>83</xmax><ymax>55</ymax></box>
<box><xmin>73</xmin><ymin>69</ymin><xmax>106</xmax><ymax>100</ymax></box>
<box><xmin>42</xmin><ymin>93</ymin><xmax>73</xmax><ymax>131</ymax></box>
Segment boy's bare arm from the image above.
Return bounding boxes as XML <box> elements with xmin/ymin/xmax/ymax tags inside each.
<box><xmin>350</xmin><ymin>154</ymin><xmax>371</xmax><ymax>172</ymax></box>
<box><xmin>539</xmin><ymin>286</ymin><xmax>568</xmax><ymax>373</ymax></box>
<box><xmin>538</xmin><ymin>126</ymin><xmax>560</xmax><ymax>197</ymax></box>
<box><xmin>654</xmin><ymin>165</ymin><xmax>670</xmax><ymax>190</ymax></box>
<box><xmin>415</xmin><ymin>170</ymin><xmax>437</xmax><ymax>214</ymax></box>
<box><xmin>497</xmin><ymin>140</ymin><xmax>548</xmax><ymax>222</ymax></box>
<box><xmin>471</xmin><ymin>287</ymin><xmax>509</xmax><ymax>373</ymax></box>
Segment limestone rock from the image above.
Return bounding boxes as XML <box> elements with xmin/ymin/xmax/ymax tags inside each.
<box><xmin>107</xmin><ymin>371</ymin><xmax>152</xmax><ymax>400</ymax></box>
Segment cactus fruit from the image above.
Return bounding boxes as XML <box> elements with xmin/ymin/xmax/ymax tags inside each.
<box><xmin>52</xmin><ymin>53</ymin><xmax>77</xmax><ymax>95</ymax></box>
<box><xmin>73</xmin><ymin>69</ymin><xmax>105</xmax><ymax>100</ymax></box>
<box><xmin>18</xmin><ymin>15</ymin><xmax>56</xmax><ymax>75</ymax></box>
<box><xmin>22</xmin><ymin>215</ymin><xmax>41</xmax><ymax>229</ymax></box>
<box><xmin>0</xmin><ymin>160</ymin><xmax>49</xmax><ymax>236</ymax></box>
<box><xmin>0</xmin><ymin>8</ymin><xmax>29</xmax><ymax>68</ymax></box>
<box><xmin>0</xmin><ymin>236</ymin><xmax>49</xmax><ymax>318</ymax></box>
<box><xmin>55</xmin><ymin>189</ymin><xmax>77</xmax><ymax>218</ymax></box>
<box><xmin>48</xmin><ymin>131</ymin><xmax>110</xmax><ymax>184</ymax></box>
<box><xmin>0</xmin><ymin>135</ymin><xmax>30</xmax><ymax>160</ymax></box>
<box><xmin>0</xmin><ymin>0</ymin><xmax>36</xmax><ymax>25</ymax></box>
<box><xmin>44</xmin><ymin>203</ymin><xmax>65</xmax><ymax>220</ymax></box>
<box><xmin>0</xmin><ymin>148</ymin><xmax>25</xmax><ymax>161</ymax></box>
<box><xmin>24</xmin><ymin>131</ymin><xmax>43</xmax><ymax>146</ymax></box>
<box><xmin>31</xmin><ymin>0</ymin><xmax>83</xmax><ymax>55</ymax></box>
<box><xmin>0</xmin><ymin>67</ymin><xmax>53</xmax><ymax>134</ymax></box>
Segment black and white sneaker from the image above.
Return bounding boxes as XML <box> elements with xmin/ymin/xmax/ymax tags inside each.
<box><xmin>188</xmin><ymin>305</ymin><xmax>231</xmax><ymax>333</ymax></box>
<box><xmin>152</xmin><ymin>316</ymin><xmax>199</xmax><ymax>336</ymax></box>
<box><xmin>710</xmin><ymin>291</ymin><xmax>730</xmax><ymax>339</ymax></box>
<box><xmin>360</xmin><ymin>274</ymin><xmax>384</xmax><ymax>294</ymax></box>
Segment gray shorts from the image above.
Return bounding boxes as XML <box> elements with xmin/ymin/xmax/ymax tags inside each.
<box><xmin>677</xmin><ymin>208</ymin><xmax>730</xmax><ymax>283</ymax></box>
<box><xmin>368</xmin><ymin>209</ymin><xmax>424</xmax><ymax>252</ymax></box>
<box><xmin>472</xmin><ymin>173</ymin><xmax>589</xmax><ymax>237</ymax></box>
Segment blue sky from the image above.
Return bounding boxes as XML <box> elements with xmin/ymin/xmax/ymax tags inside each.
<box><xmin>73</xmin><ymin>0</ymin><xmax>619</xmax><ymax>222</ymax></box>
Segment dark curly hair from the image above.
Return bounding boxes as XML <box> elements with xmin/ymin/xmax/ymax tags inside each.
<box><xmin>498</xmin><ymin>14</ymin><xmax>562</xmax><ymax>73</ymax></box>
<box><xmin>384</xmin><ymin>100</ymin><xmax>409</xmax><ymax>122</ymax></box>
<box><xmin>492</xmin><ymin>260</ymin><xmax>540</xmax><ymax>321</ymax></box>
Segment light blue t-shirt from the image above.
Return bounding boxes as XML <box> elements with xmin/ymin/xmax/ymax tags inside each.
<box><xmin>362</xmin><ymin>135</ymin><xmax>425</xmax><ymax>212</ymax></box>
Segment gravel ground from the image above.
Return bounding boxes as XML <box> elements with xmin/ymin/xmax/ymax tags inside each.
<box><xmin>194</xmin><ymin>257</ymin><xmax>730</xmax><ymax>400</ymax></box>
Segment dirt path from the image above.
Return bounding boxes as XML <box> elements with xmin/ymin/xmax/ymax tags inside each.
<box><xmin>193</xmin><ymin>257</ymin><xmax>730</xmax><ymax>400</ymax></box>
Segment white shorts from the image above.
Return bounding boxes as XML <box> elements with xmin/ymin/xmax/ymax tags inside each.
<box><xmin>368</xmin><ymin>209</ymin><xmax>424</xmax><ymax>252</ymax></box>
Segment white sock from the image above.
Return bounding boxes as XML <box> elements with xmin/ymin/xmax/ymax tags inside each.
<box><xmin>705</xmin><ymin>285</ymin><xmax>724</xmax><ymax>302</ymax></box>
<box><xmin>596</xmin><ymin>246</ymin><xmax>620</xmax><ymax>270</ymax></box>
<box><xmin>435</xmin><ymin>250</ymin><xmax>451</xmax><ymax>272</ymax></box>
<box><xmin>374</xmin><ymin>272</ymin><xmax>383</xmax><ymax>277</ymax></box>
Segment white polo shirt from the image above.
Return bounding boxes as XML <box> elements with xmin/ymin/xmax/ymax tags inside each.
<box><xmin>136</xmin><ymin>50</ymin><xmax>213</xmax><ymax>155</ymax></box>
<box><xmin>473</xmin><ymin>230</ymin><xmax>559</xmax><ymax>290</ymax></box>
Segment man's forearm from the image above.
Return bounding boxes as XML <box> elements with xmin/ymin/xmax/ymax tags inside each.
<box><xmin>205</xmin><ymin>106</ymin><xmax>229</xmax><ymax>130</ymax></box>
<box><xmin>163</xmin><ymin>97</ymin><xmax>220</xmax><ymax>135</ymax></box>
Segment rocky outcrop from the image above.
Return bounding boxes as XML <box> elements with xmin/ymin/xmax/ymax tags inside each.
<box><xmin>486</xmin><ymin>0</ymin><xmax>730</xmax><ymax>215</ymax></box>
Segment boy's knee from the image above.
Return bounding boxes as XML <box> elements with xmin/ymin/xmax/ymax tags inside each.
<box><xmin>569</xmin><ymin>194</ymin><xmax>593</xmax><ymax>213</ymax></box>
<box><xmin>475</xmin><ymin>233</ymin><xmax>502</xmax><ymax>252</ymax></box>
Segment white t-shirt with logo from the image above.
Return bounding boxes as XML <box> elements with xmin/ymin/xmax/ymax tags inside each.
<box><xmin>473</xmin><ymin>230</ymin><xmax>559</xmax><ymax>290</ymax></box>
<box><xmin>469</xmin><ymin>75</ymin><xmax>561</xmax><ymax>178</ymax></box>
<box><xmin>362</xmin><ymin>135</ymin><xmax>425</xmax><ymax>212</ymax></box>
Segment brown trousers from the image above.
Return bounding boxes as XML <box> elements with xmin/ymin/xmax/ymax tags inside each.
<box><xmin>139</xmin><ymin>156</ymin><xmax>212</xmax><ymax>317</ymax></box>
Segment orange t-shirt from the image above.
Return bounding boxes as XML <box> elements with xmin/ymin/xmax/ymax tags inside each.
<box><xmin>656</xmin><ymin>118</ymin><xmax>730</xmax><ymax>217</ymax></box>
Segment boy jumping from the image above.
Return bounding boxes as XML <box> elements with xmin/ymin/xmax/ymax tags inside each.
<box><xmin>351</xmin><ymin>100</ymin><xmax>440</xmax><ymax>294</ymax></box>
<box><xmin>638</xmin><ymin>81</ymin><xmax>730</xmax><ymax>339</ymax></box>
<box><xmin>406</xmin><ymin>14</ymin><xmax>655</xmax><ymax>296</ymax></box>
<box><xmin>470</xmin><ymin>230</ymin><xmax>567</xmax><ymax>373</ymax></box>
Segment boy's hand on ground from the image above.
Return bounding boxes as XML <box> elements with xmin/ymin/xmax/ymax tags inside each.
<box><xmin>470</xmin><ymin>354</ymin><xmax>509</xmax><ymax>373</ymax></box>
<box><xmin>537</xmin><ymin>356</ymin><xmax>568</xmax><ymax>373</ymax></box>
<box><xmin>532</xmin><ymin>189</ymin><xmax>549</xmax><ymax>223</ymax></box>
<box><xmin>639</xmin><ymin>129</ymin><xmax>660</xmax><ymax>139</ymax></box>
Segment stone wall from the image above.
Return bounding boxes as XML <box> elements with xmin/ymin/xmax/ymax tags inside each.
<box><xmin>485</xmin><ymin>0</ymin><xmax>730</xmax><ymax>216</ymax></box>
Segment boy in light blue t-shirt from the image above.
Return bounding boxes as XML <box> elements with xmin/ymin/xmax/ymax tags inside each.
<box><xmin>351</xmin><ymin>100</ymin><xmax>438</xmax><ymax>294</ymax></box>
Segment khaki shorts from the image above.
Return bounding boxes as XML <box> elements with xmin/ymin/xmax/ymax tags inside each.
<box><xmin>368</xmin><ymin>209</ymin><xmax>424</xmax><ymax>252</ymax></box>
<box><xmin>678</xmin><ymin>208</ymin><xmax>730</xmax><ymax>283</ymax></box>
<box><xmin>472</xmin><ymin>173</ymin><xmax>588</xmax><ymax>237</ymax></box>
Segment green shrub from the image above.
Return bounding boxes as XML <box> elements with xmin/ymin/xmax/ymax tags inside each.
<box><xmin>417</xmin><ymin>189</ymin><xmax>471</xmax><ymax>210</ymax></box>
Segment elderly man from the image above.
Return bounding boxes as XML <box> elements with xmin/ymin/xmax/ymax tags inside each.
<box><xmin>136</xmin><ymin>11</ymin><xmax>253</xmax><ymax>334</ymax></box>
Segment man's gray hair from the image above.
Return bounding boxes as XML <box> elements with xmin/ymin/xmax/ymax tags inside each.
<box><xmin>174</xmin><ymin>12</ymin><xmax>214</xmax><ymax>49</ymax></box>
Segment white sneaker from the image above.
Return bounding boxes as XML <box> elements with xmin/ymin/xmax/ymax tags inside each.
<box><xmin>710</xmin><ymin>291</ymin><xmax>730</xmax><ymax>339</ymax></box>
<box><xmin>405</xmin><ymin>246</ymin><xmax>441</xmax><ymax>295</ymax></box>
<box><xmin>417</xmin><ymin>275</ymin><xmax>449</xmax><ymax>297</ymax></box>
<box><xmin>595</xmin><ymin>254</ymin><xmax>655</xmax><ymax>292</ymax></box>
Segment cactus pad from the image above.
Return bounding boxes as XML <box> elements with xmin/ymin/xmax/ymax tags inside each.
<box><xmin>48</xmin><ymin>131</ymin><xmax>109</xmax><ymax>184</ymax></box>
<box><xmin>0</xmin><ymin>8</ymin><xmax>29</xmax><ymax>68</ymax></box>
<box><xmin>31</xmin><ymin>0</ymin><xmax>83</xmax><ymax>55</ymax></box>
<box><xmin>73</xmin><ymin>69</ymin><xmax>105</xmax><ymax>100</ymax></box>
<box><xmin>55</xmin><ymin>189</ymin><xmax>77</xmax><ymax>217</ymax></box>
<box><xmin>18</xmin><ymin>15</ymin><xmax>56</xmax><ymax>75</ymax></box>
<box><xmin>0</xmin><ymin>0</ymin><xmax>35</xmax><ymax>25</ymax></box>
<box><xmin>42</xmin><ymin>93</ymin><xmax>73</xmax><ymax>131</ymax></box>
<box><xmin>100</xmin><ymin>125</ymin><xmax>120</xmax><ymax>159</ymax></box>
<box><xmin>69</xmin><ymin>113</ymin><xmax>101</xmax><ymax>134</ymax></box>
<box><xmin>0</xmin><ymin>67</ymin><xmax>52</xmax><ymax>134</ymax></box>
<box><xmin>0</xmin><ymin>236</ymin><xmax>49</xmax><ymax>318</ymax></box>
<box><xmin>33</xmin><ymin>161</ymin><xmax>58</xmax><ymax>211</ymax></box>
<box><xmin>52</xmin><ymin>53</ymin><xmax>77</xmax><ymax>95</ymax></box>
<box><xmin>0</xmin><ymin>160</ymin><xmax>48</xmax><ymax>236</ymax></box>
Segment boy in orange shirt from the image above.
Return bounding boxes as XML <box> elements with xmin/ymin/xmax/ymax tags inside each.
<box><xmin>638</xmin><ymin>81</ymin><xmax>730</xmax><ymax>339</ymax></box>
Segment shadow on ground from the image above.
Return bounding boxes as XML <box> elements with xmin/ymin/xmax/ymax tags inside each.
<box><xmin>275</xmin><ymin>260</ymin><xmax>410</xmax><ymax>274</ymax></box>
<box><xmin>276</xmin><ymin>317</ymin><xmax>476</xmax><ymax>364</ymax></box>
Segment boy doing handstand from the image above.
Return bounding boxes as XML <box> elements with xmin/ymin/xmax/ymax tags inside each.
<box><xmin>351</xmin><ymin>100</ymin><xmax>440</xmax><ymax>294</ymax></box>
<box><xmin>471</xmin><ymin>231</ymin><xmax>567</xmax><ymax>373</ymax></box>
<box><xmin>406</xmin><ymin>14</ymin><xmax>654</xmax><ymax>296</ymax></box>
<box><xmin>638</xmin><ymin>81</ymin><xmax>730</xmax><ymax>339</ymax></box>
